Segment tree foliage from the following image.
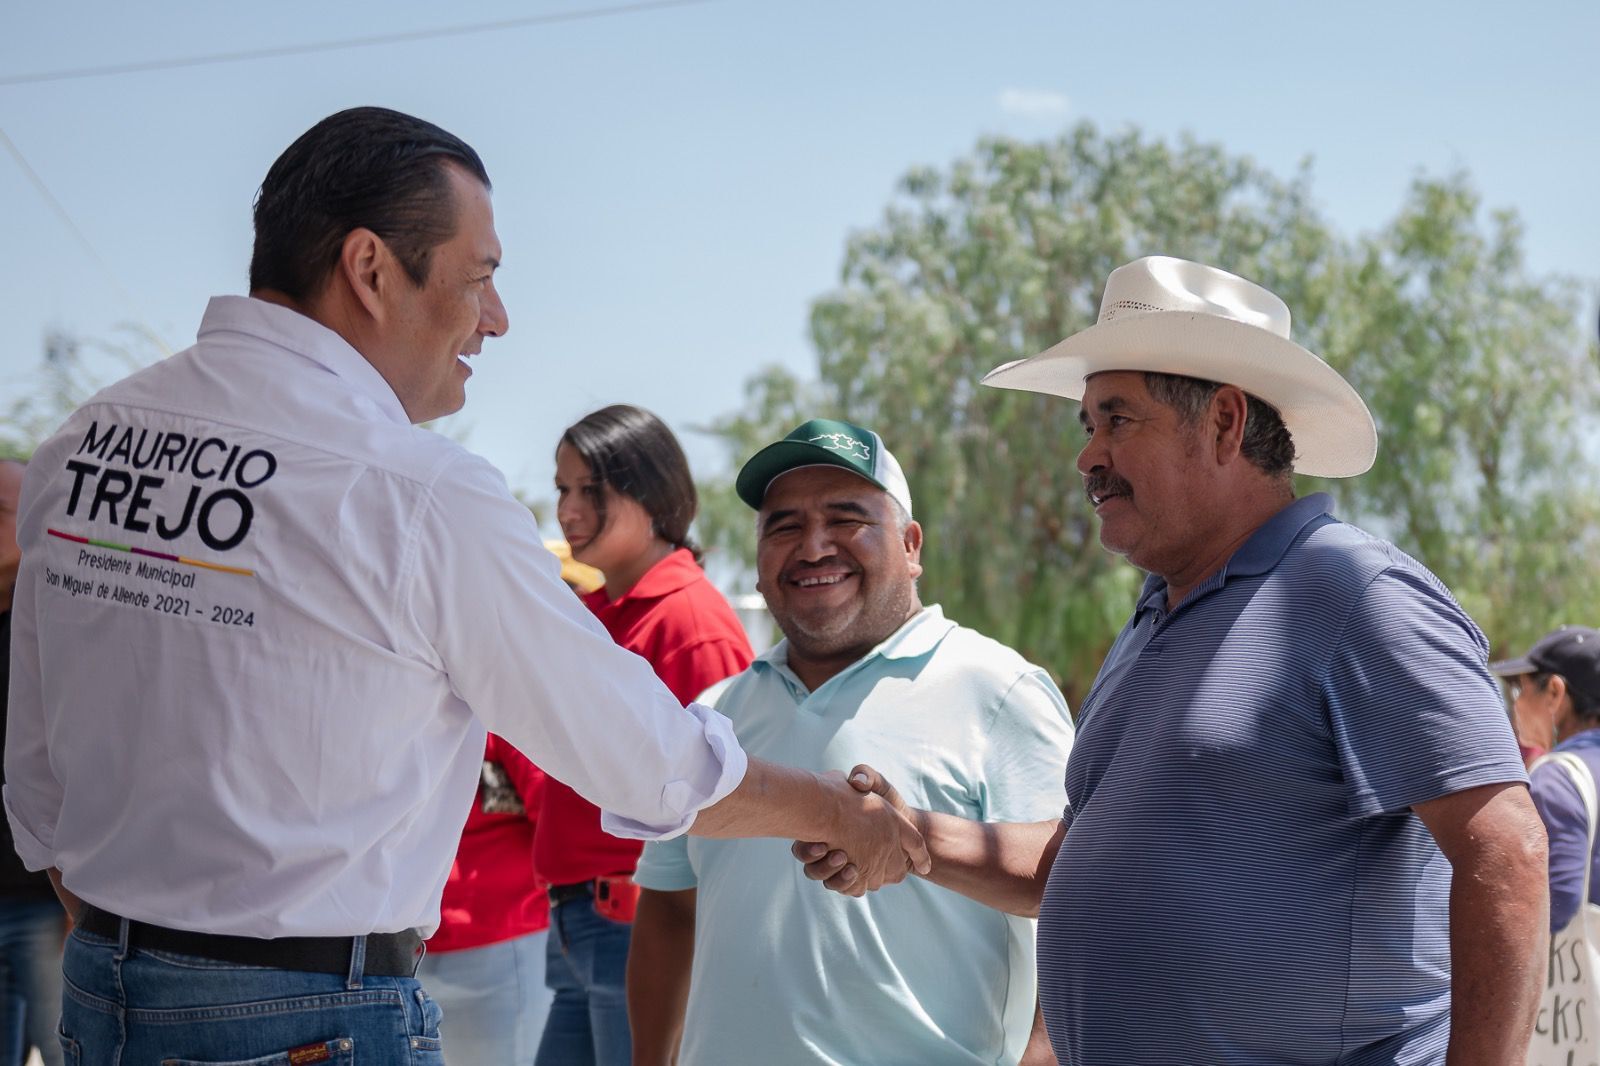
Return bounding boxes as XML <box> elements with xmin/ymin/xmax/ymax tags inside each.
<box><xmin>1</xmin><ymin>328</ymin><xmax>158</xmax><ymax>459</ymax></box>
<box><xmin>1325</xmin><ymin>175</ymin><xmax>1600</xmax><ymax>655</ymax></box>
<box><xmin>703</xmin><ymin>122</ymin><xmax>1600</xmax><ymax>704</ymax></box>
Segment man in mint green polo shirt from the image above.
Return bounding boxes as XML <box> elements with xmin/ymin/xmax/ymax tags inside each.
<box><xmin>625</xmin><ymin>419</ymin><xmax>1073</xmax><ymax>1065</ymax></box>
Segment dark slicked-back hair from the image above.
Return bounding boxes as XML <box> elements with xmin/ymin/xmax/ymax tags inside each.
<box><xmin>249</xmin><ymin>107</ymin><xmax>490</xmax><ymax>301</ymax></box>
<box><xmin>558</xmin><ymin>405</ymin><xmax>703</xmax><ymax>565</ymax></box>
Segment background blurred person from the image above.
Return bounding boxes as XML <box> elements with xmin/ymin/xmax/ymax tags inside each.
<box><xmin>0</xmin><ymin>459</ymin><xmax>63</xmax><ymax>1066</ymax></box>
<box><xmin>1490</xmin><ymin>626</ymin><xmax>1600</xmax><ymax>1064</ymax></box>
<box><xmin>1491</xmin><ymin>627</ymin><xmax>1600</xmax><ymax>931</ymax></box>
<box><xmin>418</xmin><ymin>735</ymin><xmax>551</xmax><ymax>1065</ymax></box>
<box><xmin>1493</xmin><ymin>630</ymin><xmax>1599</xmax><ymax>770</ymax></box>
<box><xmin>538</xmin><ymin>405</ymin><xmax>753</xmax><ymax>1066</ymax></box>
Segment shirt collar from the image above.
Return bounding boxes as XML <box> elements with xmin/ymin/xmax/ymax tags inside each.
<box><xmin>198</xmin><ymin>296</ymin><xmax>411</xmax><ymax>426</ymax></box>
<box><xmin>874</xmin><ymin>603</ymin><xmax>955</xmax><ymax>659</ymax></box>
<box><xmin>1222</xmin><ymin>493</ymin><xmax>1337</xmax><ymax>579</ymax></box>
<box><xmin>581</xmin><ymin>548</ymin><xmax>702</xmax><ymax>609</ymax></box>
<box><xmin>1555</xmin><ymin>730</ymin><xmax>1600</xmax><ymax>754</ymax></box>
<box><xmin>755</xmin><ymin>603</ymin><xmax>954</xmax><ymax>677</ymax></box>
<box><xmin>1134</xmin><ymin>493</ymin><xmax>1338</xmax><ymax>613</ymax></box>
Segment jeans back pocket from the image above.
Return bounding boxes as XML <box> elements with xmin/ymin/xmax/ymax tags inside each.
<box><xmin>162</xmin><ymin>1036</ymin><xmax>356</xmax><ymax>1065</ymax></box>
<box><xmin>57</xmin><ymin>1027</ymin><xmax>81</xmax><ymax>1066</ymax></box>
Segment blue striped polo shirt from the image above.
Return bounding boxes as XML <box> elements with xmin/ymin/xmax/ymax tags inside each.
<box><xmin>1036</xmin><ymin>493</ymin><xmax>1526</xmax><ymax>1066</ymax></box>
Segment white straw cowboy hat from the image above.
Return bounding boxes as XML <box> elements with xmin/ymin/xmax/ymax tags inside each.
<box><xmin>981</xmin><ymin>256</ymin><xmax>1377</xmax><ymax>478</ymax></box>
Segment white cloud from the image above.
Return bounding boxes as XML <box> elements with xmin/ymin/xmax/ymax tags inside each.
<box><xmin>997</xmin><ymin>88</ymin><xmax>1071</xmax><ymax>119</ymax></box>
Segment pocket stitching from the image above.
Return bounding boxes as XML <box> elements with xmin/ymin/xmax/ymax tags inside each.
<box><xmin>158</xmin><ymin>1036</ymin><xmax>354</xmax><ymax>1065</ymax></box>
<box><xmin>56</xmin><ymin>1029</ymin><xmax>81</xmax><ymax>1066</ymax></box>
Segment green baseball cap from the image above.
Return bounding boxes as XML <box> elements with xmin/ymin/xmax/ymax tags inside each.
<box><xmin>735</xmin><ymin>418</ymin><xmax>913</xmax><ymax>516</ymax></box>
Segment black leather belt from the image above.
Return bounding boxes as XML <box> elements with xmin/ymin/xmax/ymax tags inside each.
<box><xmin>547</xmin><ymin>881</ymin><xmax>595</xmax><ymax>906</ymax></box>
<box><xmin>77</xmin><ymin>905</ymin><xmax>423</xmax><ymax>978</ymax></box>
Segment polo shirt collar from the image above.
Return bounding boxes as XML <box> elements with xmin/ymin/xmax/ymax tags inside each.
<box><xmin>755</xmin><ymin>604</ymin><xmax>955</xmax><ymax>686</ymax></box>
<box><xmin>1135</xmin><ymin>493</ymin><xmax>1337</xmax><ymax>613</ymax></box>
<box><xmin>875</xmin><ymin>604</ymin><xmax>955</xmax><ymax>660</ymax></box>
<box><xmin>1222</xmin><ymin>493</ymin><xmax>1336</xmax><ymax>579</ymax></box>
<box><xmin>198</xmin><ymin>295</ymin><xmax>411</xmax><ymax>426</ymax></box>
<box><xmin>582</xmin><ymin>548</ymin><xmax>701</xmax><ymax>608</ymax></box>
<box><xmin>1555</xmin><ymin>730</ymin><xmax>1600</xmax><ymax>754</ymax></box>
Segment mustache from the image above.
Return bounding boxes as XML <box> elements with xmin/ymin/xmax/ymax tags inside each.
<box><xmin>1084</xmin><ymin>472</ymin><xmax>1133</xmax><ymax>504</ymax></box>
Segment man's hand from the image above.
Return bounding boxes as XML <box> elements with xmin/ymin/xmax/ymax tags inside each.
<box><xmin>795</xmin><ymin>767</ymin><xmax>1066</xmax><ymax>916</ymax></box>
<box><xmin>688</xmin><ymin>756</ymin><xmax>926</xmax><ymax>893</ymax></box>
<box><xmin>797</xmin><ymin>765</ymin><xmax>918</xmax><ymax>895</ymax></box>
<box><xmin>805</xmin><ymin>765</ymin><xmax>927</xmax><ymax>897</ymax></box>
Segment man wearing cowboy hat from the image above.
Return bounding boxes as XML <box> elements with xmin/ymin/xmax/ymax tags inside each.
<box><xmin>795</xmin><ymin>256</ymin><xmax>1548</xmax><ymax>1065</ymax></box>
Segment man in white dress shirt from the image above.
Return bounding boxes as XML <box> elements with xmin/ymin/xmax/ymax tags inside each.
<box><xmin>2</xmin><ymin>107</ymin><xmax>925</xmax><ymax>1064</ymax></box>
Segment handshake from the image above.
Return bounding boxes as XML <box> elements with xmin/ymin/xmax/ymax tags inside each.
<box><xmin>792</xmin><ymin>765</ymin><xmax>925</xmax><ymax>898</ymax></box>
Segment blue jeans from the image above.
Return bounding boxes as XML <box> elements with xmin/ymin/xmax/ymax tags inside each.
<box><xmin>416</xmin><ymin>929</ymin><xmax>551</xmax><ymax>1065</ymax></box>
<box><xmin>0</xmin><ymin>899</ymin><xmax>65</xmax><ymax>1066</ymax></box>
<box><xmin>534</xmin><ymin>898</ymin><xmax>631</xmax><ymax>1066</ymax></box>
<box><xmin>59</xmin><ymin>922</ymin><xmax>443</xmax><ymax>1064</ymax></box>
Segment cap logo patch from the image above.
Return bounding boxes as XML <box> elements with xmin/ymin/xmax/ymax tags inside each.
<box><xmin>809</xmin><ymin>432</ymin><xmax>870</xmax><ymax>463</ymax></box>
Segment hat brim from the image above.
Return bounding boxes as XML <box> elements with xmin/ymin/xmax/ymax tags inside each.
<box><xmin>980</xmin><ymin>311</ymin><xmax>1377</xmax><ymax>479</ymax></box>
<box><xmin>735</xmin><ymin>442</ymin><xmax>884</xmax><ymax>510</ymax></box>
<box><xmin>1488</xmin><ymin>655</ymin><xmax>1536</xmax><ymax>678</ymax></box>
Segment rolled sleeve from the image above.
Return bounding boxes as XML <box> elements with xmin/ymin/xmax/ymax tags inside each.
<box><xmin>408</xmin><ymin>454</ymin><xmax>748</xmax><ymax>840</ymax></box>
<box><xmin>600</xmin><ymin>700</ymin><xmax>748</xmax><ymax>840</ymax></box>
<box><xmin>633</xmin><ymin>835</ymin><xmax>699</xmax><ymax>892</ymax></box>
<box><xmin>1322</xmin><ymin>568</ymin><xmax>1527</xmax><ymax>817</ymax></box>
<box><xmin>2</xmin><ymin>791</ymin><xmax>54</xmax><ymax>872</ymax></box>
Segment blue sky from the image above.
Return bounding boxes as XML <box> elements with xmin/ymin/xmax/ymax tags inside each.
<box><xmin>3</xmin><ymin>0</ymin><xmax>1595</xmax><ymax>510</ymax></box>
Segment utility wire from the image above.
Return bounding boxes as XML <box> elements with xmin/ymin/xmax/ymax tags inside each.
<box><xmin>0</xmin><ymin>0</ymin><xmax>713</xmax><ymax>87</ymax></box>
<box><xmin>0</xmin><ymin>126</ymin><xmax>171</xmax><ymax>355</ymax></box>
<box><xmin>0</xmin><ymin>0</ymin><xmax>715</xmax><ymax>350</ymax></box>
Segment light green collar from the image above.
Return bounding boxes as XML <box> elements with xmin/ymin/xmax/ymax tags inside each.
<box><xmin>756</xmin><ymin>604</ymin><xmax>954</xmax><ymax>685</ymax></box>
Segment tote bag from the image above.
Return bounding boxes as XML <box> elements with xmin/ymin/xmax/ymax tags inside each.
<box><xmin>1529</xmin><ymin>751</ymin><xmax>1600</xmax><ymax>1066</ymax></box>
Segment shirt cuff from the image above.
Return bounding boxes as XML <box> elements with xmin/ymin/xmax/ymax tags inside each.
<box><xmin>2</xmin><ymin>787</ymin><xmax>57</xmax><ymax>872</ymax></box>
<box><xmin>600</xmin><ymin>702</ymin><xmax>749</xmax><ymax>841</ymax></box>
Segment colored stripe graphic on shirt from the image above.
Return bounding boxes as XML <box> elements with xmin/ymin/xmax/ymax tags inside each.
<box><xmin>47</xmin><ymin>528</ymin><xmax>255</xmax><ymax>577</ymax></box>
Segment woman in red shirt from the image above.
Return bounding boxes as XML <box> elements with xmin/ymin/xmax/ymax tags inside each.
<box><xmin>537</xmin><ymin>404</ymin><xmax>753</xmax><ymax>1066</ymax></box>
<box><xmin>417</xmin><ymin>736</ymin><xmax>550</xmax><ymax>1064</ymax></box>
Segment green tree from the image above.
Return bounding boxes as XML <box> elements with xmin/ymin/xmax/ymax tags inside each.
<box><xmin>1324</xmin><ymin>174</ymin><xmax>1600</xmax><ymax>657</ymax></box>
<box><xmin>1</xmin><ymin>327</ymin><xmax>160</xmax><ymax>458</ymax></box>
<box><xmin>704</xmin><ymin>124</ymin><xmax>1600</xmax><ymax>703</ymax></box>
<box><xmin>704</xmin><ymin>123</ymin><xmax>1352</xmax><ymax>704</ymax></box>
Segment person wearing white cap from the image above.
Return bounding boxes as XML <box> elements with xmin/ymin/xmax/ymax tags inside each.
<box><xmin>798</xmin><ymin>258</ymin><xmax>1548</xmax><ymax>1065</ymax></box>
<box><xmin>628</xmin><ymin>419</ymin><xmax>1074</xmax><ymax>1066</ymax></box>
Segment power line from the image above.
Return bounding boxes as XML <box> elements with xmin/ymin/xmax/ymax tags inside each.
<box><xmin>0</xmin><ymin>126</ymin><xmax>171</xmax><ymax>355</ymax></box>
<box><xmin>0</xmin><ymin>0</ymin><xmax>713</xmax><ymax>87</ymax></box>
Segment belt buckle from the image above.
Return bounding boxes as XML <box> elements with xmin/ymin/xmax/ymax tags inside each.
<box><xmin>549</xmin><ymin>881</ymin><xmax>594</xmax><ymax>906</ymax></box>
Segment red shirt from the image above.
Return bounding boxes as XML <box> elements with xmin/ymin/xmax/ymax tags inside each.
<box><xmin>426</xmin><ymin>734</ymin><xmax>549</xmax><ymax>953</ymax></box>
<box><xmin>533</xmin><ymin>549</ymin><xmax>753</xmax><ymax>886</ymax></box>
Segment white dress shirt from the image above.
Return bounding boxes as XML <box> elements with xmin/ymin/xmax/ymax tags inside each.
<box><xmin>3</xmin><ymin>296</ymin><xmax>747</xmax><ymax>937</ymax></box>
